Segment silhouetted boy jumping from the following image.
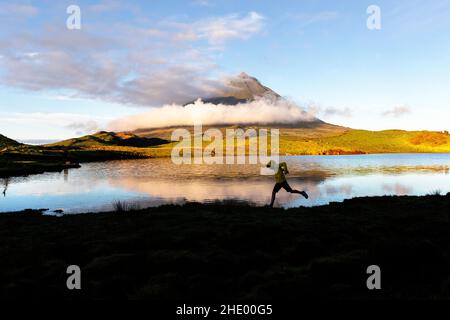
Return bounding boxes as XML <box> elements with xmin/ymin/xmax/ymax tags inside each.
<box><xmin>267</xmin><ymin>161</ymin><xmax>308</xmax><ymax>207</ymax></box>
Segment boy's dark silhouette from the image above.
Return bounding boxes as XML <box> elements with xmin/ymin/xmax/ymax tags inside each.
<box><xmin>267</xmin><ymin>161</ymin><xmax>308</xmax><ymax>207</ymax></box>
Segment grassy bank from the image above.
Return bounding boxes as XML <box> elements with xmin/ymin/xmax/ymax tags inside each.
<box><xmin>0</xmin><ymin>148</ymin><xmax>146</xmax><ymax>177</ymax></box>
<box><xmin>0</xmin><ymin>147</ymin><xmax>80</xmax><ymax>177</ymax></box>
<box><xmin>137</xmin><ymin>126</ymin><xmax>450</xmax><ymax>155</ymax></box>
<box><xmin>2</xmin><ymin>128</ymin><xmax>450</xmax><ymax>177</ymax></box>
<box><xmin>0</xmin><ymin>147</ymin><xmax>149</xmax><ymax>178</ymax></box>
<box><xmin>111</xmin><ymin>127</ymin><xmax>450</xmax><ymax>157</ymax></box>
<box><xmin>1</xmin><ymin>194</ymin><xmax>449</xmax><ymax>300</ymax></box>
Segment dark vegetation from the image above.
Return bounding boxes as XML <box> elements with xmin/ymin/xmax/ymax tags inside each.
<box><xmin>0</xmin><ymin>134</ymin><xmax>21</xmax><ymax>148</ymax></box>
<box><xmin>46</xmin><ymin>131</ymin><xmax>168</xmax><ymax>148</ymax></box>
<box><xmin>1</xmin><ymin>194</ymin><xmax>449</xmax><ymax>300</ymax></box>
<box><xmin>0</xmin><ymin>132</ymin><xmax>162</xmax><ymax>177</ymax></box>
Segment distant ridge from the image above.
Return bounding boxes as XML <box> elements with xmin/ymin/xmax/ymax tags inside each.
<box><xmin>0</xmin><ymin>134</ymin><xmax>21</xmax><ymax>148</ymax></box>
<box><xmin>47</xmin><ymin>131</ymin><xmax>169</xmax><ymax>148</ymax></box>
<box><xmin>18</xmin><ymin>139</ymin><xmax>59</xmax><ymax>146</ymax></box>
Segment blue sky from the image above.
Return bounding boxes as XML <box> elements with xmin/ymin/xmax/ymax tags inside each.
<box><xmin>1</xmin><ymin>0</ymin><xmax>450</xmax><ymax>139</ymax></box>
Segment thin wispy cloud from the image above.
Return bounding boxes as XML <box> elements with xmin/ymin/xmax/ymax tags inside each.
<box><xmin>0</xmin><ymin>3</ymin><xmax>39</xmax><ymax>16</ymax></box>
<box><xmin>88</xmin><ymin>0</ymin><xmax>124</xmax><ymax>13</ymax></box>
<box><xmin>66</xmin><ymin>120</ymin><xmax>100</xmax><ymax>136</ymax></box>
<box><xmin>0</xmin><ymin>112</ymin><xmax>108</xmax><ymax>128</ymax></box>
<box><xmin>306</xmin><ymin>104</ymin><xmax>352</xmax><ymax>118</ymax></box>
<box><xmin>323</xmin><ymin>107</ymin><xmax>353</xmax><ymax>118</ymax></box>
<box><xmin>170</xmin><ymin>11</ymin><xmax>264</xmax><ymax>45</ymax></box>
<box><xmin>381</xmin><ymin>106</ymin><xmax>411</xmax><ymax>118</ymax></box>
<box><xmin>286</xmin><ymin>11</ymin><xmax>339</xmax><ymax>28</ymax></box>
<box><xmin>191</xmin><ymin>0</ymin><xmax>211</xmax><ymax>7</ymax></box>
<box><xmin>386</xmin><ymin>0</ymin><xmax>450</xmax><ymax>34</ymax></box>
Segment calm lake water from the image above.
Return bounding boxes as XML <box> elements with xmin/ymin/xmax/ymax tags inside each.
<box><xmin>1</xmin><ymin>154</ymin><xmax>449</xmax><ymax>214</ymax></box>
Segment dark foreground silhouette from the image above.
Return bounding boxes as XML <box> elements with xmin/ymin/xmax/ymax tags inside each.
<box><xmin>1</xmin><ymin>194</ymin><xmax>449</xmax><ymax>300</ymax></box>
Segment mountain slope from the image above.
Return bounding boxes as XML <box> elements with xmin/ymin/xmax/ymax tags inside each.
<box><xmin>185</xmin><ymin>72</ymin><xmax>281</xmax><ymax>105</ymax></box>
<box><xmin>47</xmin><ymin>131</ymin><xmax>168</xmax><ymax>148</ymax></box>
<box><xmin>221</xmin><ymin>72</ymin><xmax>281</xmax><ymax>100</ymax></box>
<box><xmin>0</xmin><ymin>134</ymin><xmax>21</xmax><ymax>148</ymax></box>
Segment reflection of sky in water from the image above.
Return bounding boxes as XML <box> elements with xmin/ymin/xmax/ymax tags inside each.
<box><xmin>1</xmin><ymin>154</ymin><xmax>449</xmax><ymax>214</ymax></box>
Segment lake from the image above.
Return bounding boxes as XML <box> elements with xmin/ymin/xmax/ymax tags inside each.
<box><xmin>1</xmin><ymin>153</ymin><xmax>449</xmax><ymax>214</ymax></box>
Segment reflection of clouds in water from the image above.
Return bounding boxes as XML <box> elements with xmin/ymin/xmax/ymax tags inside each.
<box><xmin>108</xmin><ymin>177</ymin><xmax>323</xmax><ymax>207</ymax></box>
<box><xmin>3</xmin><ymin>154</ymin><xmax>450</xmax><ymax>212</ymax></box>
<box><xmin>108</xmin><ymin>177</ymin><xmax>270</xmax><ymax>203</ymax></box>
<box><xmin>325</xmin><ymin>184</ymin><xmax>353</xmax><ymax>196</ymax></box>
<box><xmin>382</xmin><ymin>183</ymin><xmax>413</xmax><ymax>195</ymax></box>
<box><xmin>6</xmin><ymin>171</ymin><xmax>105</xmax><ymax>196</ymax></box>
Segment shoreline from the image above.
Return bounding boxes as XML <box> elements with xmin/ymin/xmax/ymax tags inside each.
<box><xmin>1</xmin><ymin>194</ymin><xmax>449</xmax><ymax>299</ymax></box>
<box><xmin>1</xmin><ymin>151</ymin><xmax>450</xmax><ymax>179</ymax></box>
<box><xmin>0</xmin><ymin>162</ymin><xmax>81</xmax><ymax>178</ymax></box>
<box><xmin>0</xmin><ymin>148</ymin><xmax>150</xmax><ymax>178</ymax></box>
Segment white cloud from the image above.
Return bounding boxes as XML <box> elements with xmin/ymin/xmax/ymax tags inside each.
<box><xmin>381</xmin><ymin>106</ymin><xmax>411</xmax><ymax>118</ymax></box>
<box><xmin>0</xmin><ymin>12</ymin><xmax>264</xmax><ymax>107</ymax></box>
<box><xmin>66</xmin><ymin>120</ymin><xmax>100</xmax><ymax>135</ymax></box>
<box><xmin>171</xmin><ymin>12</ymin><xmax>265</xmax><ymax>45</ymax></box>
<box><xmin>303</xmin><ymin>104</ymin><xmax>352</xmax><ymax>118</ymax></box>
<box><xmin>108</xmin><ymin>97</ymin><xmax>316</xmax><ymax>131</ymax></box>
<box><xmin>0</xmin><ymin>4</ymin><xmax>39</xmax><ymax>16</ymax></box>
<box><xmin>323</xmin><ymin>107</ymin><xmax>353</xmax><ymax>118</ymax></box>
<box><xmin>0</xmin><ymin>112</ymin><xmax>108</xmax><ymax>128</ymax></box>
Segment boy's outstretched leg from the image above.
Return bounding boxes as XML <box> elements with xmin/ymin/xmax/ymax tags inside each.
<box><xmin>283</xmin><ymin>181</ymin><xmax>309</xmax><ymax>199</ymax></box>
<box><xmin>291</xmin><ymin>189</ymin><xmax>309</xmax><ymax>199</ymax></box>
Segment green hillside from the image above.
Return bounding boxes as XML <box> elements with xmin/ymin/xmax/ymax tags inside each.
<box><xmin>277</xmin><ymin>129</ymin><xmax>450</xmax><ymax>155</ymax></box>
<box><xmin>134</xmin><ymin>125</ymin><xmax>450</xmax><ymax>155</ymax></box>
<box><xmin>47</xmin><ymin>131</ymin><xmax>168</xmax><ymax>148</ymax></box>
<box><xmin>319</xmin><ymin>129</ymin><xmax>450</xmax><ymax>154</ymax></box>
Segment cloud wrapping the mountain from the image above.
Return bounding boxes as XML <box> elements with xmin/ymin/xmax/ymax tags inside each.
<box><xmin>109</xmin><ymin>97</ymin><xmax>316</xmax><ymax>131</ymax></box>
